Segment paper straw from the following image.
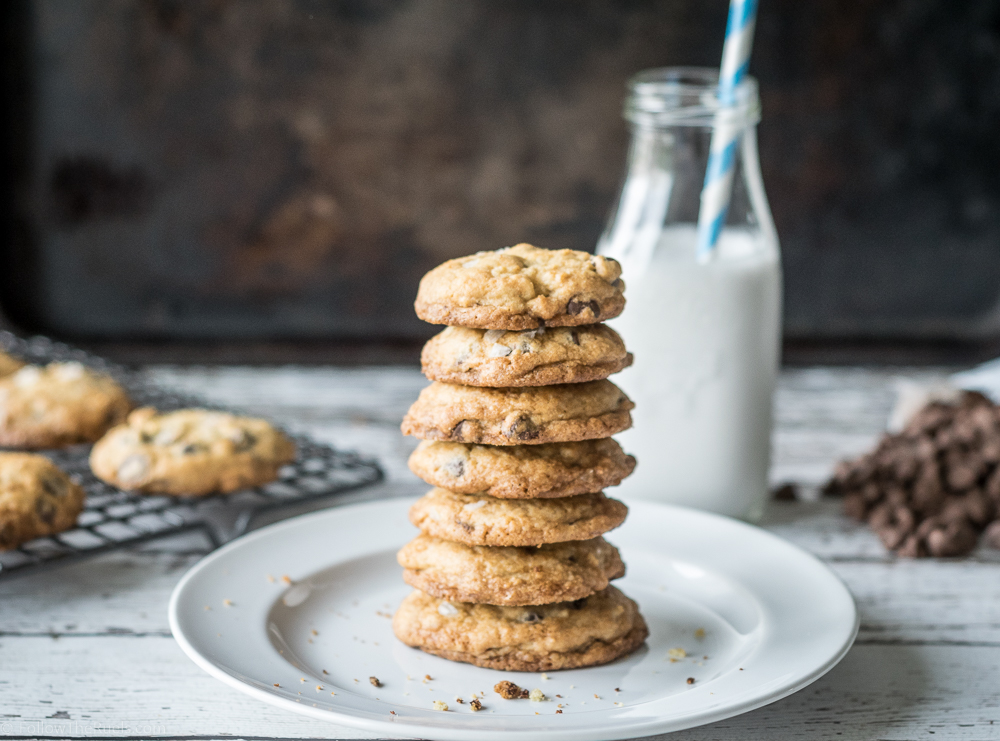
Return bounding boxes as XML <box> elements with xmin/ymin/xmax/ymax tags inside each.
<box><xmin>695</xmin><ymin>0</ymin><xmax>759</xmax><ymax>261</ymax></box>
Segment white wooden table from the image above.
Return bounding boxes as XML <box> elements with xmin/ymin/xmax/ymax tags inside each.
<box><xmin>2</xmin><ymin>365</ymin><xmax>998</xmax><ymax>740</ymax></box>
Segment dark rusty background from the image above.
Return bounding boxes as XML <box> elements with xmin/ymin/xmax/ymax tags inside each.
<box><xmin>2</xmin><ymin>0</ymin><xmax>999</xmax><ymax>342</ymax></box>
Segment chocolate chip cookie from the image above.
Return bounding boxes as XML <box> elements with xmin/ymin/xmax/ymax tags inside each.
<box><xmin>0</xmin><ymin>452</ymin><xmax>85</xmax><ymax>550</ymax></box>
<box><xmin>398</xmin><ymin>534</ymin><xmax>625</xmax><ymax>605</ymax></box>
<box><xmin>409</xmin><ymin>487</ymin><xmax>628</xmax><ymax>546</ymax></box>
<box><xmin>0</xmin><ymin>363</ymin><xmax>132</xmax><ymax>449</ymax></box>
<box><xmin>408</xmin><ymin>439</ymin><xmax>636</xmax><ymax>499</ymax></box>
<box><xmin>89</xmin><ymin>407</ymin><xmax>296</xmax><ymax>496</ymax></box>
<box><xmin>421</xmin><ymin>325</ymin><xmax>633</xmax><ymax>387</ymax></box>
<box><xmin>392</xmin><ymin>585</ymin><xmax>648</xmax><ymax>672</ymax></box>
<box><xmin>414</xmin><ymin>244</ymin><xmax>625</xmax><ymax>330</ymax></box>
<box><xmin>401</xmin><ymin>380</ymin><xmax>633</xmax><ymax>446</ymax></box>
<box><xmin>0</xmin><ymin>351</ymin><xmax>24</xmax><ymax>377</ymax></box>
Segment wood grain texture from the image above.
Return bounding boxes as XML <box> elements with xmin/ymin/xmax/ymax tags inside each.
<box><xmin>0</xmin><ymin>365</ymin><xmax>997</xmax><ymax>739</ymax></box>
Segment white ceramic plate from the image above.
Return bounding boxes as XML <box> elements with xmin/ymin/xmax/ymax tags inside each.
<box><xmin>169</xmin><ymin>497</ymin><xmax>857</xmax><ymax>741</ymax></box>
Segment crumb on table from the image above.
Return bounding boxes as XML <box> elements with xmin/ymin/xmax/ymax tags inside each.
<box><xmin>529</xmin><ymin>688</ymin><xmax>546</xmax><ymax>702</ymax></box>
<box><xmin>470</xmin><ymin>698</ymin><xmax>483</xmax><ymax>712</ymax></box>
<box><xmin>432</xmin><ymin>700</ymin><xmax>449</xmax><ymax>712</ymax></box>
<box><xmin>494</xmin><ymin>681</ymin><xmax>529</xmax><ymax>699</ymax></box>
<box><xmin>370</xmin><ymin>676</ymin><xmax>382</xmax><ymax>688</ymax></box>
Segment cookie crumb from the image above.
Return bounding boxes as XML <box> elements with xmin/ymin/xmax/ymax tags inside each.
<box><xmin>273</xmin><ymin>683</ymin><xmax>279</xmax><ymax>687</ymax></box>
<box><xmin>555</xmin><ymin>694</ymin><xmax>562</xmax><ymax>698</ymax></box>
<box><xmin>370</xmin><ymin>676</ymin><xmax>382</xmax><ymax>688</ymax></box>
<box><xmin>266</xmin><ymin>574</ymin><xmax>275</xmax><ymax>583</ymax></box>
<box><xmin>556</xmin><ymin>709</ymin><xmax>563</xmax><ymax>714</ymax></box>
<box><xmin>315</xmin><ymin>685</ymin><xmax>322</xmax><ymax>691</ymax></box>
<box><xmin>322</xmin><ymin>669</ymin><xmax>329</xmax><ymax>675</ymax></box>
<box><xmin>593</xmin><ymin>694</ymin><xmax>600</xmax><ymax>699</ymax></box>
<box><xmin>425</xmin><ymin>674</ymin><xmax>433</xmax><ymax>681</ymax></box>
<box><xmin>223</xmin><ymin>599</ymin><xmax>233</xmax><ymax>607</ymax></box>
<box><xmin>432</xmin><ymin>700</ymin><xmax>449</xmax><ymax>712</ymax></box>
<box><xmin>300</xmin><ymin>677</ymin><xmax>306</xmax><ymax>683</ymax></box>
<box><xmin>540</xmin><ymin>672</ymin><xmax>550</xmax><ymax>681</ymax></box>
<box><xmin>494</xmin><ymin>681</ymin><xmax>529</xmax><ymax>699</ymax></box>
<box><xmin>281</xmin><ymin>575</ymin><xmax>292</xmax><ymax>584</ymax></box>
<box><xmin>529</xmin><ymin>688</ymin><xmax>546</xmax><ymax>702</ymax></box>
<box><xmin>614</xmin><ymin>687</ymin><xmax>621</xmax><ymax>692</ymax></box>
<box><xmin>615</xmin><ymin>702</ymin><xmax>624</xmax><ymax>707</ymax></box>
<box><xmin>311</xmin><ymin>629</ymin><xmax>318</xmax><ymax>636</ymax></box>
<box><xmin>330</xmin><ymin>691</ymin><xmax>336</xmax><ymax>696</ymax></box>
<box><xmin>668</xmin><ymin>647</ymin><xmax>687</xmax><ymax>659</ymax></box>
<box><xmin>686</xmin><ymin>677</ymin><xmax>696</xmax><ymax>685</ymax></box>
<box><xmin>455</xmin><ymin>697</ymin><xmax>464</xmax><ymax>704</ymax></box>
<box><xmin>694</xmin><ymin>627</ymin><xmax>706</xmax><ymax>639</ymax></box>
<box><xmin>470</xmin><ymin>698</ymin><xmax>483</xmax><ymax>712</ymax></box>
<box><xmin>389</xmin><ymin>710</ymin><xmax>396</xmax><ymax>715</ymax></box>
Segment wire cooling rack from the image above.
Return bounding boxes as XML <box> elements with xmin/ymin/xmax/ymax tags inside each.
<box><xmin>0</xmin><ymin>331</ymin><xmax>384</xmax><ymax>579</ymax></box>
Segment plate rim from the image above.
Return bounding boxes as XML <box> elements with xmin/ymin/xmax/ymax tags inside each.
<box><xmin>168</xmin><ymin>497</ymin><xmax>859</xmax><ymax>741</ymax></box>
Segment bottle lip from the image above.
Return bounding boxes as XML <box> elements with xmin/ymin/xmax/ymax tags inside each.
<box><xmin>625</xmin><ymin>66</ymin><xmax>761</xmax><ymax>128</ymax></box>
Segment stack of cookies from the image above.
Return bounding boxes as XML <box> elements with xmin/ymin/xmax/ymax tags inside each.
<box><xmin>393</xmin><ymin>243</ymin><xmax>648</xmax><ymax>672</ymax></box>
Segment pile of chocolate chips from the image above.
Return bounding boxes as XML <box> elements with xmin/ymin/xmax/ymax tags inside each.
<box><xmin>824</xmin><ymin>391</ymin><xmax>1000</xmax><ymax>557</ymax></box>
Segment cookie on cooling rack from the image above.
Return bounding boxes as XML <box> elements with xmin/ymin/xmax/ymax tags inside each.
<box><xmin>0</xmin><ymin>362</ymin><xmax>132</xmax><ymax>449</ymax></box>
<box><xmin>89</xmin><ymin>408</ymin><xmax>296</xmax><ymax>497</ymax></box>
<box><xmin>0</xmin><ymin>452</ymin><xmax>85</xmax><ymax>550</ymax></box>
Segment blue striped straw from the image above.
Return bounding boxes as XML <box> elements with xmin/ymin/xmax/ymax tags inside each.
<box><xmin>695</xmin><ymin>0</ymin><xmax>760</xmax><ymax>261</ymax></box>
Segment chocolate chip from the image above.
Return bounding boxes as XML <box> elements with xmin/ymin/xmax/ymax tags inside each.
<box><xmin>233</xmin><ymin>431</ymin><xmax>257</xmax><ymax>452</ymax></box>
<box><xmin>182</xmin><ymin>443</ymin><xmax>207</xmax><ymax>455</ymax></box>
<box><xmin>569</xmin><ymin>598</ymin><xmax>587</xmax><ymax>610</ymax></box>
<box><xmin>443</xmin><ymin>457</ymin><xmax>465</xmax><ymax>478</ymax></box>
<box><xmin>843</xmin><ymin>492</ymin><xmax>868</xmax><ymax>520</ymax></box>
<box><xmin>984</xmin><ymin>520</ymin><xmax>1000</xmax><ymax>550</ymax></box>
<box><xmin>520</xmin><ymin>612</ymin><xmax>543</xmax><ymax>623</ymax></box>
<box><xmin>457</xmin><ymin>521</ymin><xmax>474</xmax><ymax>533</ymax></box>
<box><xmin>611</xmin><ymin>278</ymin><xmax>624</xmax><ymax>289</ymax></box>
<box><xmin>566</xmin><ymin>299</ymin><xmax>600</xmax><ymax>317</ymax></box>
<box><xmin>39</xmin><ymin>474</ymin><xmax>67</xmax><ymax>499</ymax></box>
<box><xmin>504</xmin><ymin>414</ymin><xmax>539</xmax><ymax>441</ymax></box>
<box><xmin>772</xmin><ymin>483</ymin><xmax>797</xmax><ymax>501</ymax></box>
<box><xmin>926</xmin><ymin>520</ymin><xmax>978</xmax><ymax>557</ymax></box>
<box><xmin>35</xmin><ymin>496</ymin><xmax>57</xmax><ymax>525</ymax></box>
<box><xmin>450</xmin><ymin>420</ymin><xmax>472</xmax><ymax>441</ymax></box>
<box><xmin>570</xmin><ymin>330</ymin><xmax>580</xmax><ymax>345</ymax></box>
<box><xmin>896</xmin><ymin>534</ymin><xmax>927</xmax><ymax>558</ymax></box>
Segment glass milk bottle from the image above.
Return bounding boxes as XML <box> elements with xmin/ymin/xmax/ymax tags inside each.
<box><xmin>598</xmin><ymin>67</ymin><xmax>782</xmax><ymax>522</ymax></box>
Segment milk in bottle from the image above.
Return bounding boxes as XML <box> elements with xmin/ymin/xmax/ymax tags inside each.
<box><xmin>598</xmin><ymin>68</ymin><xmax>782</xmax><ymax>521</ymax></box>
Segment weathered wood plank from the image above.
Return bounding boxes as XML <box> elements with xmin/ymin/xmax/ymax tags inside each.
<box><xmin>0</xmin><ymin>636</ymin><xmax>995</xmax><ymax>740</ymax></box>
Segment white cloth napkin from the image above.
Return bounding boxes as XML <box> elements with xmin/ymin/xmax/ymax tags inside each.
<box><xmin>887</xmin><ymin>357</ymin><xmax>1000</xmax><ymax>432</ymax></box>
